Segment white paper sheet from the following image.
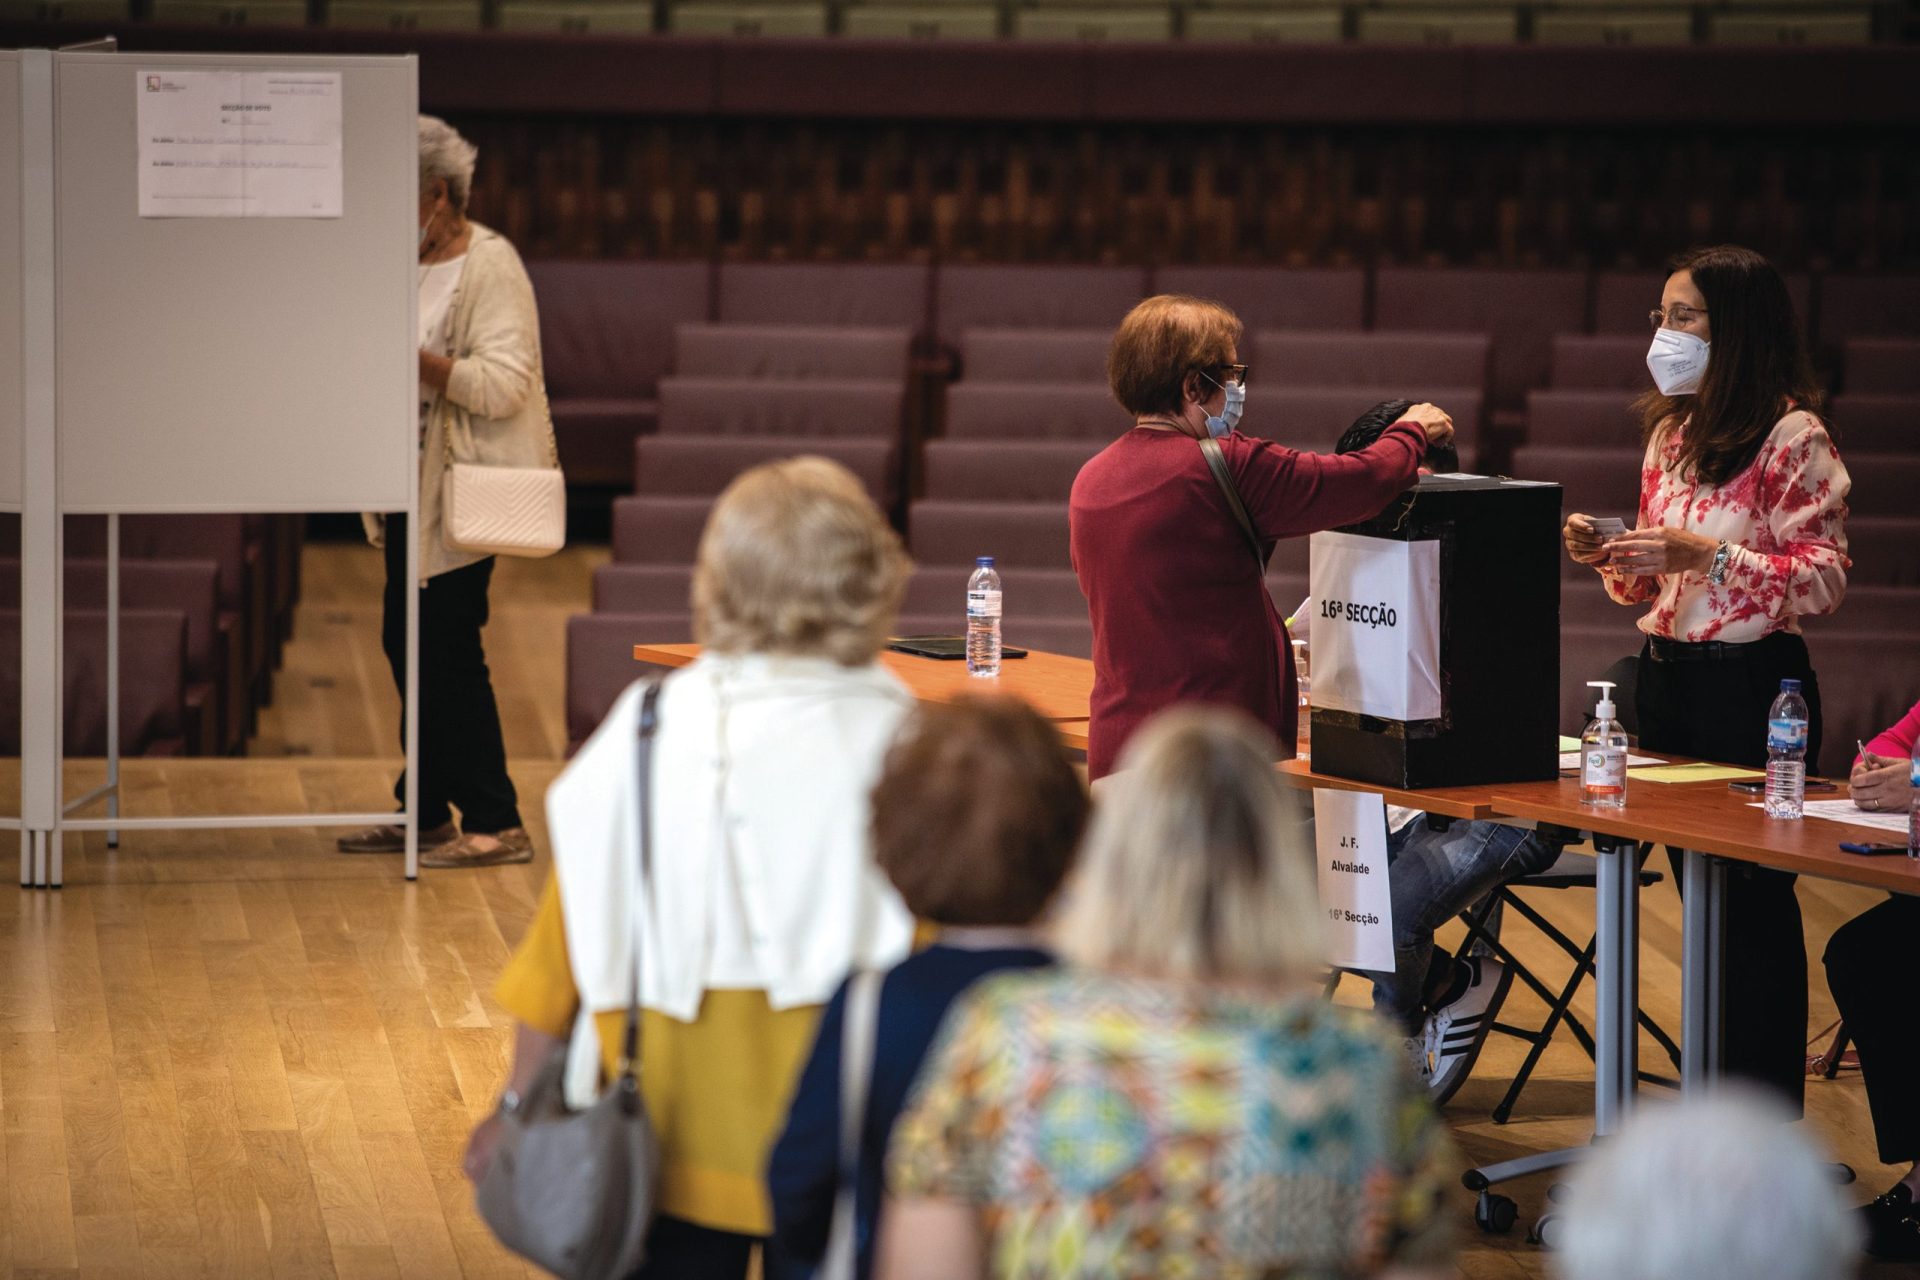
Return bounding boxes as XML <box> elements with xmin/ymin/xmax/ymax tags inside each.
<box><xmin>1308</xmin><ymin>532</ymin><xmax>1442</xmax><ymax>723</ymax></box>
<box><xmin>1750</xmin><ymin>798</ymin><xmax>1912</xmax><ymax>836</ymax></box>
<box><xmin>1559</xmin><ymin>751</ymin><xmax>1665</xmax><ymax>771</ymax></box>
<box><xmin>137</xmin><ymin>69</ymin><xmax>343</xmax><ymax>218</ymax></box>
<box><xmin>1313</xmin><ymin>789</ymin><xmax>1396</xmax><ymax>972</ymax></box>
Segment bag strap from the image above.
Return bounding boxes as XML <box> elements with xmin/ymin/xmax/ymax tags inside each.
<box><xmin>616</xmin><ymin>681</ymin><xmax>664</xmax><ymax>1085</ymax></box>
<box><xmin>822</xmin><ymin>969</ymin><xmax>884</xmax><ymax>1280</ymax></box>
<box><xmin>1198</xmin><ymin>436</ymin><xmax>1266</xmax><ymax>569</ymax></box>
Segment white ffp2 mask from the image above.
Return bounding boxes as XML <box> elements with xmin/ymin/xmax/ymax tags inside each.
<box><xmin>1647</xmin><ymin>327</ymin><xmax>1710</xmax><ymax>396</ymax></box>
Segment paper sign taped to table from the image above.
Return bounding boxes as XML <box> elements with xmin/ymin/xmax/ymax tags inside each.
<box><xmin>1308</xmin><ymin>532</ymin><xmax>1441</xmax><ymax>723</ymax></box>
<box><xmin>1312</xmin><ymin>788</ymin><xmax>1395</xmax><ymax>972</ymax></box>
<box><xmin>137</xmin><ymin>69</ymin><xmax>343</xmax><ymax>218</ymax></box>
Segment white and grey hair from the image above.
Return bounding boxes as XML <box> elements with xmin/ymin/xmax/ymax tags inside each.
<box><xmin>418</xmin><ymin>115</ymin><xmax>478</xmax><ymax>212</ymax></box>
<box><xmin>1555</xmin><ymin>1090</ymin><xmax>1862</xmax><ymax>1280</ymax></box>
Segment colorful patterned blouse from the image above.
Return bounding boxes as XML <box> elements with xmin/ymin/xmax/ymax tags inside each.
<box><xmin>1600</xmin><ymin>409</ymin><xmax>1850</xmax><ymax>642</ymax></box>
<box><xmin>886</xmin><ymin>969</ymin><xmax>1457</xmax><ymax>1279</ymax></box>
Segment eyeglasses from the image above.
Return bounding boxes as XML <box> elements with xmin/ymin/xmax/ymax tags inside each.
<box><xmin>1206</xmin><ymin>363</ymin><xmax>1250</xmax><ymax>388</ymax></box>
<box><xmin>1649</xmin><ymin>304</ymin><xmax>1708</xmax><ymax>331</ymax></box>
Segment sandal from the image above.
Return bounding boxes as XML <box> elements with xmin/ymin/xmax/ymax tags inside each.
<box><xmin>418</xmin><ymin>826</ymin><xmax>535</xmax><ymax>870</ymax></box>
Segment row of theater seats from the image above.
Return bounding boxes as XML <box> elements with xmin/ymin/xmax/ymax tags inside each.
<box><xmin>561</xmin><ymin>258</ymin><xmax>1917</xmax><ymax>756</ymax></box>
<box><xmin>0</xmin><ymin>515</ymin><xmax>303</xmax><ymax>758</ymax></box>
<box><xmin>16</xmin><ymin>0</ymin><xmax>1885</xmax><ymax>40</ymax></box>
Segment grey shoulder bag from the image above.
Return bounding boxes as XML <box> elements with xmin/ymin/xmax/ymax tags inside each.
<box><xmin>1198</xmin><ymin>435</ymin><xmax>1268</xmax><ymax>570</ymax></box>
<box><xmin>476</xmin><ymin>682</ymin><xmax>664</xmax><ymax>1280</ymax></box>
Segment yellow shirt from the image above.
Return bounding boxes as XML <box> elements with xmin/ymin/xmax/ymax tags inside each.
<box><xmin>494</xmin><ymin>878</ymin><xmax>820</xmax><ymax>1236</ymax></box>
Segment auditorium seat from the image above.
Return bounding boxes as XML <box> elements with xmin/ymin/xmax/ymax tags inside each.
<box><xmin>674</xmin><ymin>324</ymin><xmax>914</xmax><ymax>380</ymax></box>
<box><xmin>1253</xmin><ymin>331</ymin><xmax>1491</xmax><ymax>393</ymax></box>
<box><xmin>497</xmin><ymin>0</ymin><xmax>652</xmax><ymax>29</ymax></box>
<box><xmin>922</xmin><ymin>439</ymin><xmax>1103</xmax><ymax>501</ymax></box>
<box><xmin>943</xmin><ymin>382</ymin><xmax>1130</xmax><ymax>440</ymax></box>
<box><xmin>1357</xmin><ymin>9</ymin><xmax>1520</xmax><ymax>43</ymax></box>
<box><xmin>656</xmin><ymin>377</ymin><xmax>905</xmax><ymax>438</ymax></box>
<box><xmin>634</xmin><ymin>436</ymin><xmax>898</xmax><ymax>507</ymax></box>
<box><xmin>1825</xmin><ymin>395</ymin><xmax>1917</xmax><ymax>452</ymax></box>
<box><xmin>1820</xmin><ymin>273</ymin><xmax>1920</xmax><ymax>340</ymax></box>
<box><xmin>1523</xmin><ymin>389</ymin><xmax>1641</xmax><ymax>448</ymax></box>
<box><xmin>1844</xmin><ymin>517</ymin><xmax>1920</xmax><ymax>586</ymax></box>
<box><xmin>1374</xmin><ymin>267</ymin><xmax>1586</xmax><ymax>412</ymax></box>
<box><xmin>898</xmin><ymin>564</ymin><xmax>1087</xmax><ymax>626</ymax></box>
<box><xmin>528</xmin><ymin>260</ymin><xmax>711</xmax><ymax>488</ymax></box>
<box><xmin>1806</xmin><ymin>631</ymin><xmax>1920</xmax><ymax>774</ymax></box>
<box><xmin>6</xmin><ymin>0</ymin><xmax>129</xmax><ymax>18</ymax></box>
<box><xmin>148</xmin><ymin>0</ymin><xmax>307</xmax><ymax>23</ymax></box>
<box><xmin>910</xmin><ymin>500</ymin><xmax>1073</xmax><ymax>570</ymax></box>
<box><xmin>566</xmin><ymin>612</ymin><xmax>694</xmax><ymax>750</ymax></box>
<box><xmin>594</xmin><ymin>564</ymin><xmax>694</xmax><ymax>615</ymax></box>
<box><xmin>934</xmin><ymin>264</ymin><xmax>1148</xmax><ymax>349</ymax></box>
<box><xmin>716</xmin><ymin>262</ymin><xmax>930</xmax><ymax>330</ymax></box>
<box><xmin>960</xmin><ymin>329</ymin><xmax>1109</xmax><ymax>383</ymax></box>
<box><xmin>326</xmin><ymin>0</ymin><xmax>484</xmax><ymax>27</ymax></box>
<box><xmin>841</xmin><ymin>6</ymin><xmax>1000</xmax><ymax>37</ymax></box>
<box><xmin>1593</xmin><ymin>269</ymin><xmax>1813</xmax><ymax>336</ymax></box>
<box><xmin>1151</xmin><ymin>266</ymin><xmax>1366</xmax><ymax>333</ymax></box>
<box><xmin>1550</xmin><ymin>333</ymin><xmax>1653</xmax><ymax>391</ymax></box>
<box><xmin>1239</xmin><ymin>386</ymin><xmax>1485</xmax><ymax>454</ymax></box>
<box><xmin>1842</xmin><ymin>339</ymin><xmax>1920</xmax><ymax>394</ymax></box>
<box><xmin>1183</xmin><ymin>9</ymin><xmax>1343</xmax><ymax>41</ymax></box>
<box><xmin>0</xmin><ymin>609</ymin><xmax>191</xmax><ymax>757</ymax></box>
<box><xmin>611</xmin><ymin>495</ymin><xmax>715</xmax><ymax>564</ymax></box>
<box><xmin>1532</xmin><ymin>12</ymin><xmax>1691</xmax><ymax>44</ymax></box>
<box><xmin>1510</xmin><ymin>444</ymin><xmax>1641</xmax><ymax>516</ymax></box>
<box><xmin>1708</xmin><ymin>11</ymin><xmax>1871</xmax><ymax>43</ymax></box>
<box><xmin>1839</xmin><ymin>453</ymin><xmax>1920</xmax><ymax>517</ymax></box>
<box><xmin>1013</xmin><ymin>9</ymin><xmax>1174</xmax><ymax>40</ymax></box>
<box><xmin>1803</xmin><ymin>584</ymin><xmax>1920</xmax><ymax>633</ymax></box>
<box><xmin>669</xmin><ymin>2</ymin><xmax>831</xmax><ymax>34</ymax></box>
<box><xmin>1559</xmin><ymin>622</ymin><xmax>1646</xmax><ymax>735</ymax></box>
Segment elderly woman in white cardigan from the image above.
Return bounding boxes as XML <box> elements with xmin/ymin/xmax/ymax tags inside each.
<box><xmin>340</xmin><ymin>115</ymin><xmax>560</xmax><ymax>870</ymax></box>
<box><xmin>472</xmin><ymin>457</ymin><xmax>918</xmax><ymax>1278</ymax></box>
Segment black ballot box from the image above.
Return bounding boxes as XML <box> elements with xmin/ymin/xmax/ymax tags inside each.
<box><xmin>1307</xmin><ymin>474</ymin><xmax>1562</xmax><ymax>790</ymax></box>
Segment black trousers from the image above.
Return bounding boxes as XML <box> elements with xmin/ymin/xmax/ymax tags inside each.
<box><xmin>1636</xmin><ymin>630</ymin><xmax>1820</xmax><ymax>1113</ymax></box>
<box><xmin>628</xmin><ymin>1216</ymin><xmax>758</xmax><ymax>1280</ymax></box>
<box><xmin>1824</xmin><ymin>894</ymin><xmax>1920</xmax><ymax>1166</ymax></box>
<box><xmin>381</xmin><ymin>515</ymin><xmax>521</xmax><ymax>834</ymax></box>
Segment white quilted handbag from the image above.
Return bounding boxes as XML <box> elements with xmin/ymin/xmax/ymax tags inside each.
<box><xmin>442</xmin><ymin>461</ymin><xmax>566</xmax><ymax>558</ymax></box>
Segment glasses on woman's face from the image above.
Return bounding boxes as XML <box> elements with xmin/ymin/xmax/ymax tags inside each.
<box><xmin>1649</xmin><ymin>304</ymin><xmax>1708</xmax><ymax>331</ymax></box>
<box><xmin>1212</xmin><ymin>363</ymin><xmax>1250</xmax><ymax>388</ymax></box>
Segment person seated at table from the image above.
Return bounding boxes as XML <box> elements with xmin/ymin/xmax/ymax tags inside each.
<box><xmin>1293</xmin><ymin>401</ymin><xmax>1563</xmax><ymax>1104</ymax></box>
<box><xmin>765</xmin><ymin>695</ymin><xmax>1087</xmax><ymax>1280</ymax></box>
<box><xmin>1556</xmin><ymin>1089</ymin><xmax>1862</xmax><ymax>1280</ymax></box>
<box><xmin>877</xmin><ymin>708</ymin><xmax>1459</xmax><ymax>1280</ymax></box>
<box><xmin>1822</xmin><ymin>696</ymin><xmax>1920</xmax><ymax>1262</ymax></box>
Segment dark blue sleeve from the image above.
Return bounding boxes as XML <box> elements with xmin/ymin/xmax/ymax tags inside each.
<box><xmin>766</xmin><ymin>977</ymin><xmax>847</xmax><ymax>1271</ymax></box>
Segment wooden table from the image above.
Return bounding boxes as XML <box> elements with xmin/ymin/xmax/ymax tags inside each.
<box><xmin>1275</xmin><ymin>756</ymin><xmax>1502</xmax><ymax>822</ymax></box>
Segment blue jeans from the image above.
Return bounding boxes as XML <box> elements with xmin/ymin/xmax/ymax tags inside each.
<box><xmin>1368</xmin><ymin>817</ymin><xmax>1562</xmax><ymax>1030</ymax></box>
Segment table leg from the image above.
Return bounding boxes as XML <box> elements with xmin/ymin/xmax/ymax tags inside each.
<box><xmin>1592</xmin><ymin>834</ymin><xmax>1639</xmax><ymax>1134</ymax></box>
<box><xmin>1681</xmin><ymin>849</ymin><xmax>1725</xmax><ymax>1091</ymax></box>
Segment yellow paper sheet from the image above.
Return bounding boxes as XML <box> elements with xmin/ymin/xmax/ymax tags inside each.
<box><xmin>1557</xmin><ymin>735</ymin><xmax>1582</xmax><ymax>753</ymax></box>
<box><xmin>1627</xmin><ymin>762</ymin><xmax>1764</xmax><ymax>784</ymax></box>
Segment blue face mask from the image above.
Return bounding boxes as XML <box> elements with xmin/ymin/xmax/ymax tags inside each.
<box><xmin>1204</xmin><ymin>379</ymin><xmax>1246</xmax><ymax>439</ymax></box>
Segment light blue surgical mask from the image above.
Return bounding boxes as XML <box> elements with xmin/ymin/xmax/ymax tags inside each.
<box><xmin>1204</xmin><ymin>378</ymin><xmax>1246</xmax><ymax>439</ymax></box>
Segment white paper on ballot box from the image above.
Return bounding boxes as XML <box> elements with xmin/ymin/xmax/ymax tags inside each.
<box><xmin>137</xmin><ymin>69</ymin><xmax>343</xmax><ymax>218</ymax></box>
<box><xmin>1307</xmin><ymin>531</ymin><xmax>1442</xmax><ymax>723</ymax></box>
<box><xmin>1312</xmin><ymin>788</ymin><xmax>1396</xmax><ymax>972</ymax></box>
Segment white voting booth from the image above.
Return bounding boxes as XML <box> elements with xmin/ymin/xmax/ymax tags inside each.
<box><xmin>8</xmin><ymin>48</ymin><xmax>420</xmax><ymax>886</ymax></box>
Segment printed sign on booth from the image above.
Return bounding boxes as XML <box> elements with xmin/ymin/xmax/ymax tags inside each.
<box><xmin>1307</xmin><ymin>531</ymin><xmax>1442</xmax><ymax>723</ymax></box>
<box><xmin>1311</xmin><ymin>788</ymin><xmax>1396</xmax><ymax>972</ymax></box>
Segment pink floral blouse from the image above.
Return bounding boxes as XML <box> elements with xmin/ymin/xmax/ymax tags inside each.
<box><xmin>1599</xmin><ymin>409</ymin><xmax>1851</xmax><ymax>642</ymax></box>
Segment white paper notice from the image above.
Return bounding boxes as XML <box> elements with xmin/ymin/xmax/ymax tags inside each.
<box><xmin>1312</xmin><ymin>789</ymin><xmax>1396</xmax><ymax>972</ymax></box>
<box><xmin>137</xmin><ymin>69</ymin><xmax>343</xmax><ymax>218</ymax></box>
<box><xmin>1308</xmin><ymin>531</ymin><xmax>1442</xmax><ymax>723</ymax></box>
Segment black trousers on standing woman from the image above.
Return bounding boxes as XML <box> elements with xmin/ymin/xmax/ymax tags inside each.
<box><xmin>380</xmin><ymin>514</ymin><xmax>522</xmax><ymax>835</ymax></box>
<box><xmin>1636</xmin><ymin>629</ymin><xmax>1819</xmax><ymax>1113</ymax></box>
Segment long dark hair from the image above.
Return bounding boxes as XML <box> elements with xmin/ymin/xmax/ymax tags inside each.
<box><xmin>1635</xmin><ymin>245</ymin><xmax>1824</xmax><ymax>487</ymax></box>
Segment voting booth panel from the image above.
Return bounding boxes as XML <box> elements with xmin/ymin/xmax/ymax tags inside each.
<box><xmin>1</xmin><ymin>54</ymin><xmax>21</xmax><ymax>516</ymax></box>
<box><xmin>1309</xmin><ymin>475</ymin><xmax>1562</xmax><ymax>790</ymax></box>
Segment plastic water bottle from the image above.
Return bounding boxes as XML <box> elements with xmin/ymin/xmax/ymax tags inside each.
<box><xmin>1763</xmin><ymin>679</ymin><xmax>1810</xmax><ymax>820</ymax></box>
<box><xmin>966</xmin><ymin>556</ymin><xmax>1002</xmax><ymax>678</ymax></box>
<box><xmin>1908</xmin><ymin>738</ymin><xmax>1920</xmax><ymax>859</ymax></box>
<box><xmin>1581</xmin><ymin>680</ymin><xmax>1628</xmax><ymax>809</ymax></box>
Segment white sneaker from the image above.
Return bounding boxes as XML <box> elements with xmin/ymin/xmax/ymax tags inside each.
<box><xmin>1403</xmin><ymin>1033</ymin><xmax>1435</xmax><ymax>1086</ymax></box>
<box><xmin>1424</xmin><ymin>957</ymin><xmax>1513</xmax><ymax>1106</ymax></box>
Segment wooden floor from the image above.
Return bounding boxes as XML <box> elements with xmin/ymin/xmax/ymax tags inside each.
<box><xmin>0</xmin><ymin>542</ymin><xmax>1903</xmax><ymax>1278</ymax></box>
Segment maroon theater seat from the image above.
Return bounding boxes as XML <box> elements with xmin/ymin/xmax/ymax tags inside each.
<box><xmin>0</xmin><ymin>608</ymin><xmax>190</xmax><ymax>757</ymax></box>
<box><xmin>909</xmin><ymin>500</ymin><xmax>1073</xmax><ymax>569</ymax></box>
<box><xmin>959</xmin><ymin>329</ymin><xmax>1110</xmax><ymax>383</ymax></box>
<box><xmin>1238</xmin><ymin>386</ymin><xmax>1484</xmax><ymax>456</ymax></box>
<box><xmin>566</xmin><ymin>611</ymin><xmax>694</xmax><ymax>751</ymax></box>
<box><xmin>656</xmin><ymin>377</ymin><xmax>905</xmax><ymax>438</ymax></box>
<box><xmin>1511</xmin><ymin>445</ymin><xmax>1642</xmax><ymax>518</ymax></box>
<box><xmin>1819</xmin><ymin>274</ymin><xmax>1920</xmax><ymax>342</ymax></box>
<box><xmin>890</xmin><ymin>609</ymin><xmax>1094</xmax><ymax>661</ymax></box>
<box><xmin>943</xmin><ymin>382</ymin><xmax>1130</xmax><ymax>441</ymax></box>
<box><xmin>1523</xmin><ymin>389</ymin><xmax>1642</xmax><ymax>449</ymax></box>
<box><xmin>1846</xmin><ymin>518</ymin><xmax>1920</xmax><ymax>587</ymax></box>
<box><xmin>1805</xmin><ymin>630</ymin><xmax>1920</xmax><ymax>775</ymax></box>
<box><xmin>1825</xmin><ymin>395</ymin><xmax>1919</xmax><ymax>453</ymax></box>
<box><xmin>1804</xmin><ymin>584</ymin><xmax>1920</xmax><ymax>633</ymax></box>
<box><xmin>674</xmin><ymin>324</ymin><xmax>914</xmax><ymax>380</ymax></box>
<box><xmin>1254</xmin><ymin>332</ymin><xmax>1491</xmax><ymax>394</ymax></box>
<box><xmin>1841</xmin><ymin>453</ymin><xmax>1920</xmax><ymax>518</ymax></box>
<box><xmin>593</xmin><ymin>563</ymin><xmax>694</xmax><ymax>615</ymax></box>
<box><xmin>1551</xmin><ymin>334</ymin><xmax>1655</xmax><ymax>391</ymax></box>
<box><xmin>1594</xmin><ymin>270</ymin><xmax>1812</xmax><ymax>338</ymax></box>
<box><xmin>527</xmin><ymin>260</ymin><xmax>712</xmax><ymax>488</ymax></box>
<box><xmin>717</xmin><ymin>262</ymin><xmax>930</xmax><ymax>330</ymax></box>
<box><xmin>1841</xmin><ymin>338</ymin><xmax>1920</xmax><ymax>394</ymax></box>
<box><xmin>1560</xmin><ymin>622</ymin><xmax>1648</xmax><ymax>735</ymax></box>
<box><xmin>1152</xmin><ymin>266</ymin><xmax>1366</xmax><ymax>332</ymax></box>
<box><xmin>900</xmin><ymin>564</ymin><xmax>1088</xmax><ymax>623</ymax></box>
<box><xmin>611</xmin><ymin>495</ymin><xmax>716</xmax><ymax>564</ymax></box>
<box><xmin>634</xmin><ymin>436</ymin><xmax>898</xmax><ymax>507</ymax></box>
<box><xmin>922</xmin><ymin>439</ymin><xmax>1104</xmax><ymax>502</ymax></box>
<box><xmin>934</xmin><ymin>264</ymin><xmax>1148</xmax><ymax>348</ymax></box>
<box><xmin>1374</xmin><ymin>267</ymin><xmax>1587</xmax><ymax>410</ymax></box>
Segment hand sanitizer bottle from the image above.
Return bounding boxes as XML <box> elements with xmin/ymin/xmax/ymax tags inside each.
<box><xmin>1581</xmin><ymin>680</ymin><xmax>1628</xmax><ymax>809</ymax></box>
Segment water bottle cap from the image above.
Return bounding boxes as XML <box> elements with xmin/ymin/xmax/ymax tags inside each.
<box><xmin>976</xmin><ymin>556</ymin><xmax>995</xmax><ymax>567</ymax></box>
<box><xmin>1780</xmin><ymin>678</ymin><xmax>1802</xmax><ymax>692</ymax></box>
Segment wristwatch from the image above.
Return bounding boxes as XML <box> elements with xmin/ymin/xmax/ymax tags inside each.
<box><xmin>1706</xmin><ymin>539</ymin><xmax>1732</xmax><ymax>586</ymax></box>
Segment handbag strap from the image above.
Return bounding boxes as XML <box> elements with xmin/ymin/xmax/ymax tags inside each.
<box><xmin>616</xmin><ymin>681</ymin><xmax>664</xmax><ymax>1085</ymax></box>
<box><xmin>1198</xmin><ymin>436</ymin><xmax>1266</xmax><ymax>570</ymax></box>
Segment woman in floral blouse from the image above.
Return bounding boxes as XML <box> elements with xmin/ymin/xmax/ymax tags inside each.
<box><xmin>876</xmin><ymin>707</ymin><xmax>1457</xmax><ymax>1280</ymax></box>
<box><xmin>1562</xmin><ymin>243</ymin><xmax>1850</xmax><ymax>1113</ymax></box>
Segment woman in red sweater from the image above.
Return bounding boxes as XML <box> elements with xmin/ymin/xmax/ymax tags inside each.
<box><xmin>1069</xmin><ymin>295</ymin><xmax>1455</xmax><ymax>780</ymax></box>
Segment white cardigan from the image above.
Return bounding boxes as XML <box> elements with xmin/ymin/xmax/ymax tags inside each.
<box><xmin>546</xmin><ymin>653</ymin><xmax>918</xmax><ymax>1032</ymax></box>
